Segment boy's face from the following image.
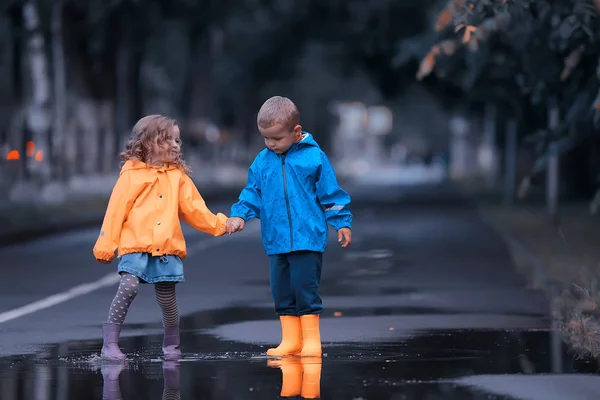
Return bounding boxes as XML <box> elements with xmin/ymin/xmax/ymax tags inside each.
<box><xmin>260</xmin><ymin>123</ymin><xmax>302</xmax><ymax>154</ymax></box>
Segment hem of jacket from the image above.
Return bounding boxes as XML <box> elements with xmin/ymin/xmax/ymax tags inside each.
<box><xmin>230</xmin><ymin>213</ymin><xmax>253</xmax><ymax>222</ymax></box>
<box><xmin>265</xmin><ymin>247</ymin><xmax>326</xmax><ymax>256</ymax></box>
<box><xmin>328</xmin><ymin>218</ymin><xmax>353</xmax><ymax>231</ymax></box>
<box><xmin>214</xmin><ymin>213</ymin><xmax>229</xmax><ymax>236</ymax></box>
<box><xmin>118</xmin><ymin>248</ymin><xmax>187</xmax><ymax>260</ymax></box>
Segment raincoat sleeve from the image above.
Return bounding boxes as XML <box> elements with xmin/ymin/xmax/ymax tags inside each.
<box><xmin>178</xmin><ymin>174</ymin><xmax>227</xmax><ymax>236</ymax></box>
<box><xmin>315</xmin><ymin>151</ymin><xmax>353</xmax><ymax>231</ymax></box>
<box><xmin>93</xmin><ymin>171</ymin><xmax>137</xmax><ymax>262</ymax></box>
<box><xmin>230</xmin><ymin>157</ymin><xmax>262</xmax><ymax>221</ymax></box>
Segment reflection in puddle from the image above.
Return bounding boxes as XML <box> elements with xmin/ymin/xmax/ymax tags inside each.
<box><xmin>267</xmin><ymin>357</ymin><xmax>322</xmax><ymax>399</ymax></box>
<box><xmin>0</xmin><ymin>328</ymin><xmax>598</xmax><ymax>399</ymax></box>
<box><xmin>101</xmin><ymin>362</ymin><xmax>180</xmax><ymax>400</ymax></box>
<box><xmin>97</xmin><ymin>357</ymin><xmax>321</xmax><ymax>400</ymax></box>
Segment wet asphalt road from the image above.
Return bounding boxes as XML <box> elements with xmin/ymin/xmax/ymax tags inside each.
<box><xmin>0</xmin><ymin>182</ymin><xmax>599</xmax><ymax>399</ymax></box>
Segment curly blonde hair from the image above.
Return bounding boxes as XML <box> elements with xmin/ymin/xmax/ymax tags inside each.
<box><xmin>120</xmin><ymin>115</ymin><xmax>191</xmax><ymax>174</ymax></box>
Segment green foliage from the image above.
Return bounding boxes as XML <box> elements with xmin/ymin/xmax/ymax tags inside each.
<box><xmin>399</xmin><ymin>0</ymin><xmax>600</xmax><ymax>120</ymax></box>
<box><xmin>395</xmin><ymin>0</ymin><xmax>600</xmax><ymax>182</ymax></box>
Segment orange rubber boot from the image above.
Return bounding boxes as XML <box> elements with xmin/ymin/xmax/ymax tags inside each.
<box><xmin>299</xmin><ymin>314</ymin><xmax>322</xmax><ymax>357</ymax></box>
<box><xmin>266</xmin><ymin>316</ymin><xmax>302</xmax><ymax>357</ymax></box>
<box><xmin>267</xmin><ymin>357</ymin><xmax>303</xmax><ymax>397</ymax></box>
<box><xmin>300</xmin><ymin>357</ymin><xmax>322</xmax><ymax>399</ymax></box>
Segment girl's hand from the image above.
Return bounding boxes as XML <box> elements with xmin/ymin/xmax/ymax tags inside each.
<box><xmin>97</xmin><ymin>258</ymin><xmax>112</xmax><ymax>264</ymax></box>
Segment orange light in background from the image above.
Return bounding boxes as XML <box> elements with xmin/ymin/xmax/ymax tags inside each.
<box><xmin>26</xmin><ymin>141</ymin><xmax>35</xmax><ymax>157</ymax></box>
<box><xmin>6</xmin><ymin>150</ymin><xmax>19</xmax><ymax>160</ymax></box>
<box><xmin>35</xmin><ymin>150</ymin><xmax>43</xmax><ymax>162</ymax></box>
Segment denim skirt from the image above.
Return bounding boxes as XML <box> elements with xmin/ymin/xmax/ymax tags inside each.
<box><xmin>117</xmin><ymin>252</ymin><xmax>184</xmax><ymax>284</ymax></box>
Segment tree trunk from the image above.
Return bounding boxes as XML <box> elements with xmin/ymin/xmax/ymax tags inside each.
<box><xmin>51</xmin><ymin>0</ymin><xmax>66</xmax><ymax>180</ymax></box>
<box><xmin>114</xmin><ymin>11</ymin><xmax>132</xmax><ymax>162</ymax></box>
<box><xmin>22</xmin><ymin>0</ymin><xmax>51</xmax><ymax>181</ymax></box>
<box><xmin>99</xmin><ymin>100</ymin><xmax>115</xmax><ymax>173</ymax></box>
<box><xmin>546</xmin><ymin>97</ymin><xmax>560</xmax><ymax>217</ymax></box>
<box><xmin>483</xmin><ymin>103</ymin><xmax>497</xmax><ymax>188</ymax></box>
<box><xmin>503</xmin><ymin>118</ymin><xmax>517</xmax><ymax>205</ymax></box>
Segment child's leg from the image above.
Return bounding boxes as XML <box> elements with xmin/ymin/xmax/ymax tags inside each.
<box><xmin>269</xmin><ymin>254</ymin><xmax>296</xmax><ymax>315</ymax></box>
<box><xmin>155</xmin><ymin>282</ymin><xmax>181</xmax><ymax>360</ymax></box>
<box><xmin>289</xmin><ymin>251</ymin><xmax>323</xmax><ymax>357</ymax></box>
<box><xmin>267</xmin><ymin>254</ymin><xmax>302</xmax><ymax>356</ymax></box>
<box><xmin>107</xmin><ymin>273</ymin><xmax>140</xmax><ymax>324</ymax></box>
<box><xmin>155</xmin><ymin>282</ymin><xmax>179</xmax><ymax>327</ymax></box>
<box><xmin>101</xmin><ymin>273</ymin><xmax>140</xmax><ymax>361</ymax></box>
<box><xmin>289</xmin><ymin>251</ymin><xmax>323</xmax><ymax>316</ymax></box>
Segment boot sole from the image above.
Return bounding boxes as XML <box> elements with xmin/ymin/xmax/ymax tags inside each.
<box><xmin>100</xmin><ymin>352</ymin><xmax>126</xmax><ymax>362</ymax></box>
<box><xmin>266</xmin><ymin>350</ymin><xmax>302</xmax><ymax>357</ymax></box>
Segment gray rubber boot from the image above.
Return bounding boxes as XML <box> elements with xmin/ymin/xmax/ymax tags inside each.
<box><xmin>162</xmin><ymin>326</ymin><xmax>182</xmax><ymax>361</ymax></box>
<box><xmin>101</xmin><ymin>323</ymin><xmax>126</xmax><ymax>362</ymax></box>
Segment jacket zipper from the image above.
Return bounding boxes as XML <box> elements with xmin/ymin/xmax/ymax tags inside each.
<box><xmin>281</xmin><ymin>154</ymin><xmax>294</xmax><ymax>252</ymax></box>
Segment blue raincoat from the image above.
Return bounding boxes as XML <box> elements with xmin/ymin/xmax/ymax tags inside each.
<box><xmin>231</xmin><ymin>132</ymin><xmax>352</xmax><ymax>255</ymax></box>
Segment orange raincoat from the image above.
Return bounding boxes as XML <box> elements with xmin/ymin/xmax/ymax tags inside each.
<box><xmin>93</xmin><ymin>160</ymin><xmax>227</xmax><ymax>262</ymax></box>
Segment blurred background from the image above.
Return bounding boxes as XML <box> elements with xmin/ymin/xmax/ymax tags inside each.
<box><xmin>1</xmin><ymin>1</ymin><xmax>600</xmax><ymax>399</ymax></box>
<box><xmin>0</xmin><ymin>0</ymin><xmax>599</xmax><ymax>207</ymax></box>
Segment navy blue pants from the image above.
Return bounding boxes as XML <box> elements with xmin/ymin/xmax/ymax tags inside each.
<box><xmin>269</xmin><ymin>250</ymin><xmax>323</xmax><ymax>316</ymax></box>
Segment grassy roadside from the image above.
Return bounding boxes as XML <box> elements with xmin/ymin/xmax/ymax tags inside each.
<box><xmin>461</xmin><ymin>181</ymin><xmax>600</xmax><ymax>359</ymax></box>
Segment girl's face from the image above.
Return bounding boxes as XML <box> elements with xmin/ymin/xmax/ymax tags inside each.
<box><xmin>152</xmin><ymin>125</ymin><xmax>181</xmax><ymax>164</ymax></box>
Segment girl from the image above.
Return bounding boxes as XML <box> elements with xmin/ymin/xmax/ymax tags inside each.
<box><xmin>93</xmin><ymin>115</ymin><xmax>238</xmax><ymax>362</ymax></box>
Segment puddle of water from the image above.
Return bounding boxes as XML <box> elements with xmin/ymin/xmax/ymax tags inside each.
<box><xmin>0</xmin><ymin>328</ymin><xmax>598</xmax><ymax>399</ymax></box>
<box><xmin>0</xmin><ymin>306</ymin><xmax>597</xmax><ymax>399</ymax></box>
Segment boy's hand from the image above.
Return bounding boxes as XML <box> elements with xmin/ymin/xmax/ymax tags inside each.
<box><xmin>338</xmin><ymin>227</ymin><xmax>352</xmax><ymax>248</ymax></box>
<box><xmin>226</xmin><ymin>217</ymin><xmax>245</xmax><ymax>234</ymax></box>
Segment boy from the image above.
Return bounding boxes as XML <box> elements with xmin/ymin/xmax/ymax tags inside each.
<box><xmin>226</xmin><ymin>96</ymin><xmax>352</xmax><ymax>357</ymax></box>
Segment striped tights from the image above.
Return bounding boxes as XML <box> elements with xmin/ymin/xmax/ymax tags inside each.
<box><xmin>107</xmin><ymin>273</ymin><xmax>179</xmax><ymax>327</ymax></box>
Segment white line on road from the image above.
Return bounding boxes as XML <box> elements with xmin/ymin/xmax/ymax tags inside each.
<box><xmin>0</xmin><ymin>222</ymin><xmax>261</xmax><ymax>325</ymax></box>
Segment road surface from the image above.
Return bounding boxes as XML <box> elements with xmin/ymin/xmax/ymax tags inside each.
<box><xmin>0</xmin><ymin>182</ymin><xmax>598</xmax><ymax>399</ymax></box>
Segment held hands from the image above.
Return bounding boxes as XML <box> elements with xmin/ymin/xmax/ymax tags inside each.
<box><xmin>338</xmin><ymin>227</ymin><xmax>352</xmax><ymax>248</ymax></box>
<box><xmin>226</xmin><ymin>217</ymin><xmax>245</xmax><ymax>234</ymax></box>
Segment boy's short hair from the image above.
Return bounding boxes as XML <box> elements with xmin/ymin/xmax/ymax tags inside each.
<box><xmin>257</xmin><ymin>96</ymin><xmax>300</xmax><ymax>131</ymax></box>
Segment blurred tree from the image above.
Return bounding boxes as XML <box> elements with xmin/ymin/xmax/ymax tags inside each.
<box><xmin>0</xmin><ymin>0</ymin><xmax>437</xmax><ymax>186</ymax></box>
<box><xmin>395</xmin><ymin>0</ymin><xmax>600</xmax><ymax>196</ymax></box>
